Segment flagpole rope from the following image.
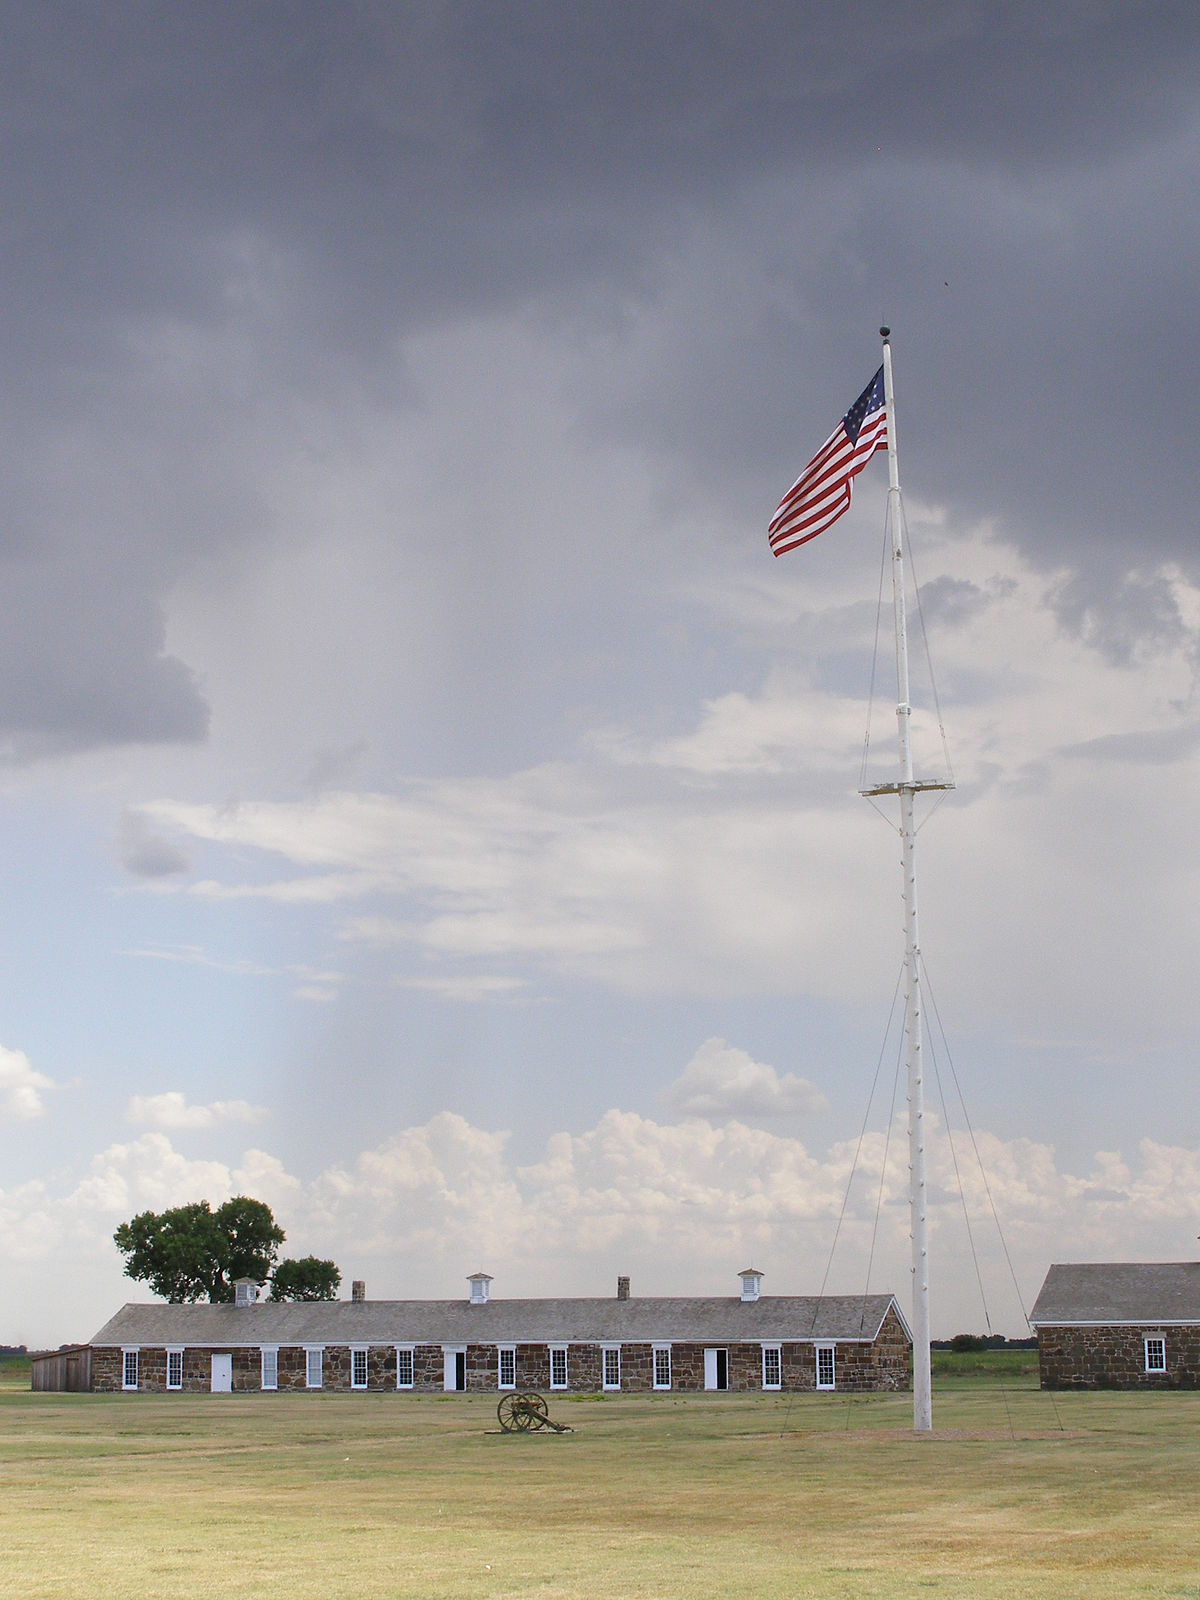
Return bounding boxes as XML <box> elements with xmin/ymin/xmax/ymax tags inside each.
<box><xmin>921</xmin><ymin>997</ymin><xmax>1017</xmax><ymax>1438</ymax></box>
<box><xmin>780</xmin><ymin>963</ymin><xmax>905</xmax><ymax>1439</ymax></box>
<box><xmin>860</xmin><ymin>1023</ymin><xmax>905</xmax><ymax>1334</ymax></box>
<box><xmin>808</xmin><ymin>960</ymin><xmax>906</xmax><ymax>1332</ymax></box>
<box><xmin>859</xmin><ymin>511</ymin><xmax>893</xmax><ymax>801</ymax></box>
<box><xmin>844</xmin><ymin>1036</ymin><xmax>904</xmax><ymax>1436</ymax></box>
<box><xmin>900</xmin><ymin>508</ymin><xmax>957</xmax><ymax>826</ymax></box>
<box><xmin>921</xmin><ymin>961</ymin><xmax>1066</xmax><ymax>1434</ymax></box>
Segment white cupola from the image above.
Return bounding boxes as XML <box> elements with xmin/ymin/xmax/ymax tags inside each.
<box><xmin>738</xmin><ymin>1267</ymin><xmax>763</xmax><ymax>1303</ymax></box>
<box><xmin>467</xmin><ymin>1271</ymin><xmax>493</xmax><ymax>1305</ymax></box>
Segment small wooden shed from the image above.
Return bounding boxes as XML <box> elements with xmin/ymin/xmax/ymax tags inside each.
<box><xmin>30</xmin><ymin>1345</ymin><xmax>92</xmax><ymax>1392</ymax></box>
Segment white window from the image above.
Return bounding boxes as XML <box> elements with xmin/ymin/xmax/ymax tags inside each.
<box><xmin>166</xmin><ymin>1348</ymin><xmax>184</xmax><ymax>1390</ymax></box>
<box><xmin>549</xmin><ymin>1345</ymin><xmax>568</xmax><ymax>1389</ymax></box>
<box><xmin>122</xmin><ymin>1348</ymin><xmax>138</xmax><ymax>1391</ymax></box>
<box><xmin>762</xmin><ymin>1345</ymin><xmax>781</xmax><ymax>1390</ymax></box>
<box><xmin>261</xmin><ymin>1347</ymin><xmax>278</xmax><ymax>1391</ymax></box>
<box><xmin>395</xmin><ymin>1346</ymin><xmax>414</xmax><ymax>1389</ymax></box>
<box><xmin>653</xmin><ymin>1345</ymin><xmax>672</xmax><ymax>1390</ymax></box>
<box><xmin>498</xmin><ymin>1346</ymin><xmax>516</xmax><ymax>1389</ymax></box>
<box><xmin>1145</xmin><ymin>1335</ymin><xmax>1167</xmax><ymax>1374</ymax></box>
<box><xmin>602</xmin><ymin>1346</ymin><xmax>621</xmax><ymax>1390</ymax></box>
<box><xmin>351</xmin><ymin>1346</ymin><xmax>368</xmax><ymax>1390</ymax></box>
<box><xmin>816</xmin><ymin>1344</ymin><xmax>836</xmax><ymax>1390</ymax></box>
<box><xmin>305</xmin><ymin>1346</ymin><xmax>324</xmax><ymax>1389</ymax></box>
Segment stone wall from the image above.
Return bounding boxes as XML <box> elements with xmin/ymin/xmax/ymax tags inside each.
<box><xmin>618</xmin><ymin>1343</ymin><xmax>657</xmax><ymax>1391</ymax></box>
<box><xmin>89</xmin><ymin>1316</ymin><xmax>912</xmax><ymax>1394</ymax></box>
<box><xmin>511</xmin><ymin>1342</ymin><xmax>547</xmax><ymax>1391</ymax></box>
<box><xmin>412</xmin><ymin>1343</ymin><xmax>444</xmax><ymax>1389</ymax></box>
<box><xmin>669</xmin><ymin>1344</ymin><xmax>704</xmax><ymax>1390</ymax></box>
<box><xmin>1038</xmin><ymin>1324</ymin><xmax>1200</xmax><ymax>1389</ymax></box>
<box><xmin>839</xmin><ymin>1305</ymin><xmax>912</xmax><ymax>1393</ymax></box>
<box><xmin>276</xmin><ymin>1346</ymin><xmax>308</xmax><ymax>1391</ymax></box>
<box><xmin>91</xmin><ymin>1347</ymin><xmax>123</xmax><ymax>1392</ymax></box>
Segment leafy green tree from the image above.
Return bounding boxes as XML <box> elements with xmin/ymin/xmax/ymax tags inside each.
<box><xmin>268</xmin><ymin>1256</ymin><xmax>342</xmax><ymax>1301</ymax></box>
<box><xmin>113</xmin><ymin>1196</ymin><xmax>285</xmax><ymax>1302</ymax></box>
<box><xmin>215</xmin><ymin>1196</ymin><xmax>286</xmax><ymax>1289</ymax></box>
<box><xmin>949</xmin><ymin>1332</ymin><xmax>987</xmax><ymax>1353</ymax></box>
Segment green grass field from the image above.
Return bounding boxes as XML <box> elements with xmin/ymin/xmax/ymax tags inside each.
<box><xmin>931</xmin><ymin>1347</ymin><xmax>1039</xmax><ymax>1381</ymax></box>
<box><xmin>2</xmin><ymin>1372</ymin><xmax>1197</xmax><ymax>1599</ymax></box>
<box><xmin>0</xmin><ymin>1353</ymin><xmax>31</xmax><ymax>1391</ymax></box>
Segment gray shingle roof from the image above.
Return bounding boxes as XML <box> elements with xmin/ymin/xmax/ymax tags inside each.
<box><xmin>1029</xmin><ymin>1262</ymin><xmax>1200</xmax><ymax>1326</ymax></box>
<box><xmin>91</xmin><ymin>1293</ymin><xmax>906</xmax><ymax>1348</ymax></box>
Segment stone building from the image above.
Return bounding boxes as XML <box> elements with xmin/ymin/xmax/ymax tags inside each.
<box><xmin>81</xmin><ymin>1269</ymin><xmax>912</xmax><ymax>1396</ymax></box>
<box><xmin>1030</xmin><ymin>1262</ymin><xmax>1200</xmax><ymax>1389</ymax></box>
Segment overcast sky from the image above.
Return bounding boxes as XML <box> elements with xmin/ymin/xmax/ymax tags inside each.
<box><xmin>3</xmin><ymin>3</ymin><xmax>1200</xmax><ymax>1348</ymax></box>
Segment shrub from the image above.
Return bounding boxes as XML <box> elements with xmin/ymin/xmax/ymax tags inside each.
<box><xmin>949</xmin><ymin>1333</ymin><xmax>987</xmax><ymax>1353</ymax></box>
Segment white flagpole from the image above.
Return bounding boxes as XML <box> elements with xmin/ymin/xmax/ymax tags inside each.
<box><xmin>861</xmin><ymin>326</ymin><xmax>944</xmax><ymax>1432</ymax></box>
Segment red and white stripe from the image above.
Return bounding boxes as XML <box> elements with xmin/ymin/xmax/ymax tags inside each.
<box><xmin>767</xmin><ymin>405</ymin><xmax>888</xmax><ymax>556</ymax></box>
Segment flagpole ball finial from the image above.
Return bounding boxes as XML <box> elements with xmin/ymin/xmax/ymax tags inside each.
<box><xmin>880</xmin><ymin>325</ymin><xmax>891</xmax><ymax>339</ymax></box>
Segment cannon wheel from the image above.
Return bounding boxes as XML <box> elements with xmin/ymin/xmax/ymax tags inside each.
<box><xmin>497</xmin><ymin>1393</ymin><xmax>526</xmax><ymax>1431</ymax></box>
<box><xmin>497</xmin><ymin>1391</ymin><xmax>549</xmax><ymax>1432</ymax></box>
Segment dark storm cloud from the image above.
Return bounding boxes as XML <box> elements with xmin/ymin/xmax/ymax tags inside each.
<box><xmin>0</xmin><ymin>561</ymin><xmax>208</xmax><ymax>758</ymax></box>
<box><xmin>9</xmin><ymin>1</ymin><xmax>1197</xmax><ymax>370</ymax></box>
<box><xmin>909</xmin><ymin>576</ymin><xmax>1012</xmax><ymax>631</ymax></box>
<box><xmin>4</xmin><ymin>2</ymin><xmax>1199</xmax><ymax>753</ymax></box>
<box><xmin>1050</xmin><ymin>569</ymin><xmax>1191</xmax><ymax>666</ymax></box>
<box><xmin>1058</xmin><ymin>725</ymin><xmax>1200</xmax><ymax>765</ymax></box>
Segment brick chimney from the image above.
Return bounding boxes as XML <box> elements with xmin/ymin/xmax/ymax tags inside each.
<box><xmin>617</xmin><ymin>1275</ymin><xmax>630</xmax><ymax>1301</ymax></box>
<box><xmin>351</xmin><ymin>1280</ymin><xmax>366</xmax><ymax>1303</ymax></box>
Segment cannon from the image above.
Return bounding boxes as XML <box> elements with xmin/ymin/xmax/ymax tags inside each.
<box><xmin>497</xmin><ymin>1391</ymin><xmax>572</xmax><ymax>1433</ymax></box>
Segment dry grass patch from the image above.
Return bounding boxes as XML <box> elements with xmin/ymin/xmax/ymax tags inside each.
<box><xmin>1</xmin><ymin>1386</ymin><xmax>1197</xmax><ymax>1598</ymax></box>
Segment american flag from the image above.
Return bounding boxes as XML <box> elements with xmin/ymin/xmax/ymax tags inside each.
<box><xmin>768</xmin><ymin>367</ymin><xmax>888</xmax><ymax>556</ymax></box>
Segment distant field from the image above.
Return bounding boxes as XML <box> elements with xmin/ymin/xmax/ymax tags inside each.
<box><xmin>0</xmin><ymin>1354</ymin><xmax>30</xmax><ymax>1391</ymax></box>
<box><xmin>930</xmin><ymin>1347</ymin><xmax>1039</xmax><ymax>1381</ymax></box>
<box><xmin>2</xmin><ymin>1379</ymin><xmax>1196</xmax><ymax>1599</ymax></box>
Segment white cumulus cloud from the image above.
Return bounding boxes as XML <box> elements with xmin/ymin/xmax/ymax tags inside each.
<box><xmin>661</xmin><ymin>1037</ymin><xmax>829</xmax><ymax>1122</ymax></box>
<box><xmin>125</xmin><ymin>1092</ymin><xmax>270</xmax><ymax>1131</ymax></box>
<box><xmin>7</xmin><ymin>1106</ymin><xmax>1200</xmax><ymax>1347</ymax></box>
<box><xmin>0</xmin><ymin>1045</ymin><xmax>54</xmax><ymax>1121</ymax></box>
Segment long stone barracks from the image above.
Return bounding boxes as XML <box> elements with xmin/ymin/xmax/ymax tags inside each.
<box><xmin>83</xmin><ymin>1269</ymin><xmax>913</xmax><ymax>1396</ymax></box>
<box><xmin>1030</xmin><ymin>1261</ymin><xmax>1200</xmax><ymax>1389</ymax></box>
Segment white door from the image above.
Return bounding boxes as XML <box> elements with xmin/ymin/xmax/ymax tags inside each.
<box><xmin>443</xmin><ymin>1347</ymin><xmax>465</xmax><ymax>1392</ymax></box>
<box><xmin>211</xmin><ymin>1353</ymin><xmax>232</xmax><ymax>1393</ymax></box>
<box><xmin>704</xmin><ymin>1349</ymin><xmax>729</xmax><ymax>1389</ymax></box>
